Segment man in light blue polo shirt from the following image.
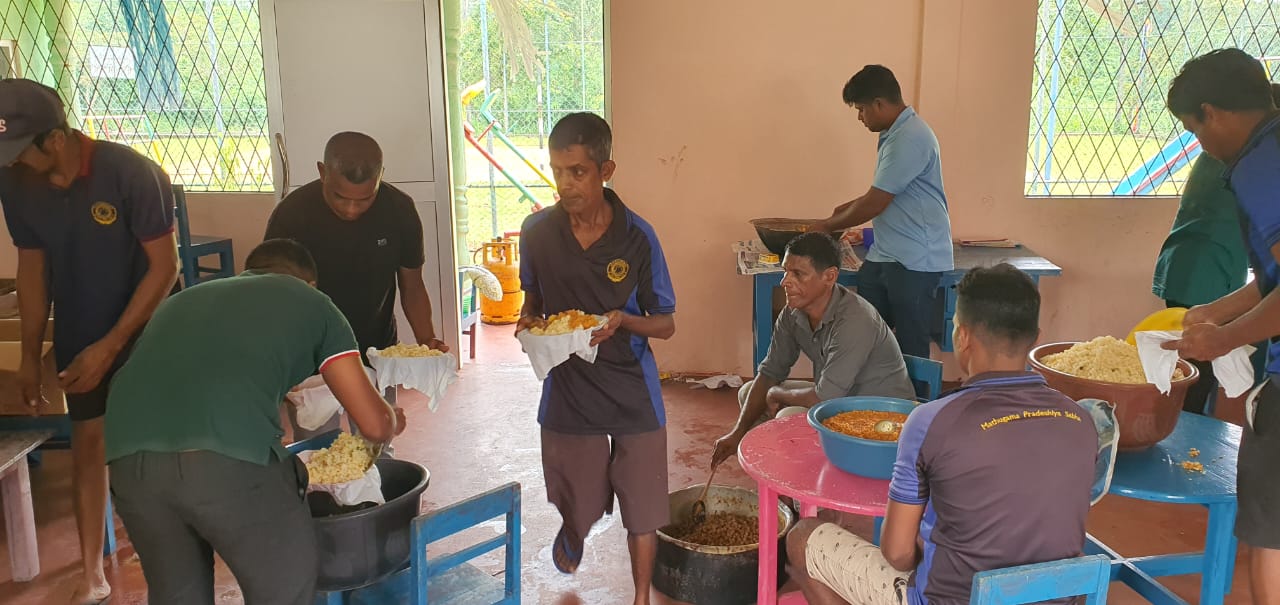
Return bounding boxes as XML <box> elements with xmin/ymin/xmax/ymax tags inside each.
<box><xmin>811</xmin><ymin>65</ymin><xmax>954</xmax><ymax>358</ymax></box>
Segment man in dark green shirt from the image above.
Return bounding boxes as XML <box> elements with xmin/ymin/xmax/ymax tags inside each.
<box><xmin>1152</xmin><ymin>154</ymin><xmax>1250</xmax><ymax>414</ymax></box>
<box><xmin>104</xmin><ymin>239</ymin><xmax>404</xmax><ymax>605</ymax></box>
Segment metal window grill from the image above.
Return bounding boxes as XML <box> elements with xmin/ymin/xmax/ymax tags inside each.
<box><xmin>1027</xmin><ymin>0</ymin><xmax>1280</xmax><ymax>197</ymax></box>
<box><xmin>0</xmin><ymin>0</ymin><xmax>271</xmax><ymax>192</ymax></box>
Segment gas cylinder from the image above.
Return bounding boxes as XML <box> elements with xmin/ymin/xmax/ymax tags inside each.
<box><xmin>477</xmin><ymin>238</ymin><xmax>523</xmax><ymax>325</ymax></box>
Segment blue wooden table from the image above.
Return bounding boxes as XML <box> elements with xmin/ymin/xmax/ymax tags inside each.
<box><xmin>1086</xmin><ymin>412</ymin><xmax>1240</xmax><ymax>605</ymax></box>
<box><xmin>746</xmin><ymin>244</ymin><xmax>1062</xmax><ymax>367</ymax></box>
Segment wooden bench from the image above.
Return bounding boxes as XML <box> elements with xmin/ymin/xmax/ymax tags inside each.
<box><xmin>1</xmin><ymin>429</ymin><xmax>53</xmax><ymax>582</ymax></box>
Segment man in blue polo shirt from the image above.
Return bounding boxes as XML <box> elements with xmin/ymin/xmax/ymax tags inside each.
<box><xmin>786</xmin><ymin>265</ymin><xmax>1097</xmax><ymax>605</ymax></box>
<box><xmin>0</xmin><ymin>78</ymin><xmax>179</xmax><ymax>604</ymax></box>
<box><xmin>810</xmin><ymin>65</ymin><xmax>954</xmax><ymax>359</ymax></box>
<box><xmin>1164</xmin><ymin>48</ymin><xmax>1280</xmax><ymax>605</ymax></box>
<box><xmin>517</xmin><ymin>112</ymin><xmax>676</xmax><ymax>605</ymax></box>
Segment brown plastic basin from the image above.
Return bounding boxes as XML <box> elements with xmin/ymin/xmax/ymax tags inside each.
<box><xmin>1029</xmin><ymin>342</ymin><xmax>1199</xmax><ymax>451</ymax></box>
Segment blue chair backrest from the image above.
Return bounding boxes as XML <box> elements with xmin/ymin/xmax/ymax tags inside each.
<box><xmin>904</xmin><ymin>354</ymin><xmax>943</xmax><ymax>402</ymax></box>
<box><xmin>970</xmin><ymin>554</ymin><xmax>1112</xmax><ymax>605</ymax></box>
<box><xmin>285</xmin><ymin>429</ymin><xmax>340</xmax><ymax>455</ymax></box>
<box><xmin>414</xmin><ymin>482</ymin><xmax>521</xmax><ymax>604</ymax></box>
<box><xmin>172</xmin><ymin>184</ymin><xmax>192</xmax><ymax>251</ymax></box>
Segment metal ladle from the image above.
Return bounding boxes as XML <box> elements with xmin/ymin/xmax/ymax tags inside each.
<box><xmin>690</xmin><ymin>465</ymin><xmax>720</xmax><ymax>525</ymax></box>
<box><xmin>365</xmin><ymin>440</ymin><xmax>385</xmax><ymax>472</ymax></box>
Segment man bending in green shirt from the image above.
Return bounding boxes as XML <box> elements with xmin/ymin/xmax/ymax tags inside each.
<box><xmin>103</xmin><ymin>239</ymin><xmax>405</xmax><ymax>604</ymax></box>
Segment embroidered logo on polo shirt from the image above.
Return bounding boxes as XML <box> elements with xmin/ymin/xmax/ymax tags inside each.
<box><xmin>90</xmin><ymin>202</ymin><xmax>117</xmax><ymax>226</ymax></box>
<box><xmin>607</xmin><ymin>258</ymin><xmax>629</xmax><ymax>283</ymax></box>
<box><xmin>376</xmin><ymin>238</ymin><xmax>388</xmax><ymax>247</ymax></box>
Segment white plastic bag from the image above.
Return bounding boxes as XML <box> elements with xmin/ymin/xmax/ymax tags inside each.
<box><xmin>515</xmin><ymin>315</ymin><xmax>607</xmax><ymax>380</ymax></box>
<box><xmin>297</xmin><ymin>449</ymin><xmax>385</xmax><ymax>506</ymax></box>
<box><xmin>1076</xmin><ymin>398</ymin><xmax>1119</xmax><ymax>506</ymax></box>
<box><xmin>365</xmin><ymin>349</ymin><xmax>458</xmax><ymax>412</ymax></box>
<box><xmin>286</xmin><ymin>367</ymin><xmax>379</xmax><ymax>430</ymax></box>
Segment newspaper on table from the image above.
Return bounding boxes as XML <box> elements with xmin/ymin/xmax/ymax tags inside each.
<box><xmin>733</xmin><ymin>239</ymin><xmax>862</xmax><ymax>275</ymax></box>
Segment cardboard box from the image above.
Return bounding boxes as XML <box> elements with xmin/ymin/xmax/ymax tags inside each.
<box><xmin>0</xmin><ymin>317</ymin><xmax>65</xmax><ymax>416</ymax></box>
<box><xmin>0</xmin><ymin>317</ymin><xmax>52</xmax><ymax>343</ymax></box>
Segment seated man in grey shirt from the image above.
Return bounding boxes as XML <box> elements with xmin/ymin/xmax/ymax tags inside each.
<box><xmin>712</xmin><ymin>232</ymin><xmax>914</xmax><ymax>467</ymax></box>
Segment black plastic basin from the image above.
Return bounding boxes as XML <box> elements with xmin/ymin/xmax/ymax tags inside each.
<box><xmin>311</xmin><ymin>458</ymin><xmax>430</xmax><ymax>592</ymax></box>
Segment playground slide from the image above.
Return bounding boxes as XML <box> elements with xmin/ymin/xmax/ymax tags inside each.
<box><xmin>1111</xmin><ymin>130</ymin><xmax>1201</xmax><ymax>196</ymax></box>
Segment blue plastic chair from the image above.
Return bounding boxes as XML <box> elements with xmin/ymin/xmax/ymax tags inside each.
<box><xmin>970</xmin><ymin>554</ymin><xmax>1112</xmax><ymax>605</ymax></box>
<box><xmin>173</xmin><ymin>184</ymin><xmax>235</xmax><ymax>287</ymax></box>
<box><xmin>904</xmin><ymin>354</ymin><xmax>943</xmax><ymax>402</ymax></box>
<box><xmin>410</xmin><ymin>482</ymin><xmax>521</xmax><ymax>604</ymax></box>
<box><xmin>313</xmin><ymin>482</ymin><xmax>522</xmax><ymax>605</ymax></box>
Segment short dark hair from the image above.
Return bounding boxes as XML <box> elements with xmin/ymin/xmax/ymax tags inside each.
<box><xmin>549</xmin><ymin>112</ymin><xmax>612</xmax><ymax>167</ymax></box>
<box><xmin>245</xmin><ymin>238</ymin><xmax>318</xmax><ymax>282</ymax></box>
<box><xmin>31</xmin><ymin>122</ymin><xmax>72</xmax><ymax>149</ymax></box>
<box><xmin>956</xmin><ymin>264</ymin><xmax>1040</xmax><ymax>353</ymax></box>
<box><xmin>1167</xmin><ymin>48</ymin><xmax>1275</xmax><ymax>120</ymax></box>
<box><xmin>842</xmin><ymin>65</ymin><xmax>904</xmax><ymax>106</ymax></box>
<box><xmin>784</xmin><ymin>232</ymin><xmax>841</xmax><ymax>272</ymax></box>
<box><xmin>323</xmin><ymin>131</ymin><xmax>383</xmax><ymax>184</ymax></box>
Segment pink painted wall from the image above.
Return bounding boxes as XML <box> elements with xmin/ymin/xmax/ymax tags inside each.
<box><xmin>609</xmin><ymin>0</ymin><xmax>1179</xmax><ymax>377</ymax></box>
<box><xmin>0</xmin><ymin>0</ymin><xmax>1180</xmax><ymax>378</ymax></box>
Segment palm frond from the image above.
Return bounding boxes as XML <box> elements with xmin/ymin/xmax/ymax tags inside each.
<box><xmin>489</xmin><ymin>0</ymin><xmax>543</xmax><ymax>81</ymax></box>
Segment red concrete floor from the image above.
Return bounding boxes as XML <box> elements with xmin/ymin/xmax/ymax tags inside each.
<box><xmin>0</xmin><ymin>323</ymin><xmax>1258</xmax><ymax>604</ymax></box>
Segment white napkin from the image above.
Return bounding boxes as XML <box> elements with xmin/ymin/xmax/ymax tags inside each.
<box><xmin>1134</xmin><ymin>331</ymin><xmax>1256</xmax><ymax>397</ymax></box>
<box><xmin>365</xmin><ymin>349</ymin><xmax>459</xmax><ymax>412</ymax></box>
<box><xmin>286</xmin><ymin>368</ymin><xmax>379</xmax><ymax>430</ymax></box>
<box><xmin>690</xmin><ymin>374</ymin><xmax>744</xmax><ymax>390</ymax></box>
<box><xmin>516</xmin><ymin>326</ymin><xmax>601</xmax><ymax>381</ymax></box>
<box><xmin>297</xmin><ymin>449</ymin><xmax>385</xmax><ymax>506</ymax></box>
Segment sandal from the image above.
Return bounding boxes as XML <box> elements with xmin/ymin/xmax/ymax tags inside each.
<box><xmin>552</xmin><ymin>525</ymin><xmax>583</xmax><ymax>574</ymax></box>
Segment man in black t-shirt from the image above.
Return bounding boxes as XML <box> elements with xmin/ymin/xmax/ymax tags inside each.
<box><xmin>264</xmin><ymin>132</ymin><xmax>446</xmax><ymax>444</ymax></box>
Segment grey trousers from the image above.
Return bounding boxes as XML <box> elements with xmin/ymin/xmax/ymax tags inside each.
<box><xmin>109</xmin><ymin>450</ymin><xmax>317</xmax><ymax>605</ymax></box>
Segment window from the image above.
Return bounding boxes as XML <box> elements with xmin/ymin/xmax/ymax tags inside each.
<box><xmin>1027</xmin><ymin>0</ymin><xmax>1280</xmax><ymax>197</ymax></box>
<box><xmin>0</xmin><ymin>0</ymin><xmax>271</xmax><ymax>192</ymax></box>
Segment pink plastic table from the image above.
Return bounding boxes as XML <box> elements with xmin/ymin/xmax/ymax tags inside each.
<box><xmin>738</xmin><ymin>414</ymin><xmax>891</xmax><ymax>605</ymax></box>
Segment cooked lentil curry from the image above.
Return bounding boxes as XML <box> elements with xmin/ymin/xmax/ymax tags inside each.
<box><xmin>668</xmin><ymin>513</ymin><xmax>758</xmax><ymax>547</ymax></box>
<box><xmin>822</xmin><ymin>410</ymin><xmax>910</xmax><ymax>442</ymax></box>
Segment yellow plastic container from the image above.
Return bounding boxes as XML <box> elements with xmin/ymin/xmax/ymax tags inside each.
<box><xmin>1125</xmin><ymin>307</ymin><xmax>1188</xmax><ymax>345</ymax></box>
<box><xmin>477</xmin><ymin>239</ymin><xmax>523</xmax><ymax>325</ymax></box>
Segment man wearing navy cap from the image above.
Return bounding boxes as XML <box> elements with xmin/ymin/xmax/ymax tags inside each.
<box><xmin>0</xmin><ymin>78</ymin><xmax>179</xmax><ymax>604</ymax></box>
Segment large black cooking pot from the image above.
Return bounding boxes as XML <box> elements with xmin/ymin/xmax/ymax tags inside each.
<box><xmin>655</xmin><ymin>484</ymin><xmax>796</xmax><ymax>605</ymax></box>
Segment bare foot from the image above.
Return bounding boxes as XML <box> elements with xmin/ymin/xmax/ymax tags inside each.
<box><xmin>70</xmin><ymin>579</ymin><xmax>111</xmax><ymax>605</ymax></box>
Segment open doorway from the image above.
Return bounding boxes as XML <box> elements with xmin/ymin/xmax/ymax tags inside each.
<box><xmin>444</xmin><ymin>0</ymin><xmax>606</xmax><ymax>359</ymax></box>
<box><xmin>452</xmin><ymin>0</ymin><xmax>606</xmax><ymax>252</ymax></box>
